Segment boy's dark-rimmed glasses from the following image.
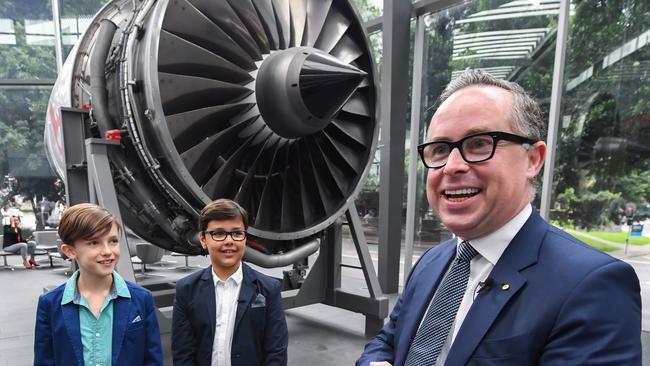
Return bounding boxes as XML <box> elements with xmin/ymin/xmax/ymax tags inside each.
<box><xmin>204</xmin><ymin>230</ymin><xmax>247</xmax><ymax>241</ymax></box>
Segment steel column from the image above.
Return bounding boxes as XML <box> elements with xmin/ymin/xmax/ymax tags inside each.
<box><xmin>378</xmin><ymin>0</ymin><xmax>412</xmax><ymax>294</ymax></box>
<box><xmin>85</xmin><ymin>138</ymin><xmax>136</xmax><ymax>282</ymax></box>
<box><xmin>51</xmin><ymin>0</ymin><xmax>64</xmax><ymax>73</ymax></box>
<box><xmin>403</xmin><ymin>15</ymin><xmax>425</xmax><ymax>283</ymax></box>
<box><xmin>540</xmin><ymin>0</ymin><xmax>570</xmax><ymax>219</ymax></box>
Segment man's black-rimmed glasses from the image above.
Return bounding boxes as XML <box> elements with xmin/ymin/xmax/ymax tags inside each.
<box><xmin>204</xmin><ymin>230</ymin><xmax>247</xmax><ymax>241</ymax></box>
<box><xmin>417</xmin><ymin>131</ymin><xmax>538</xmax><ymax>169</ymax></box>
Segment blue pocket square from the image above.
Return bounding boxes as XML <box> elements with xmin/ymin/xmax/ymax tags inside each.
<box><xmin>251</xmin><ymin>293</ymin><xmax>266</xmax><ymax>308</ymax></box>
<box><xmin>131</xmin><ymin>315</ymin><xmax>142</xmax><ymax>323</ymax></box>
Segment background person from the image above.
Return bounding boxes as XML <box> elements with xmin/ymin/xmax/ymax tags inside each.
<box><xmin>357</xmin><ymin>69</ymin><xmax>641</xmax><ymax>366</ymax></box>
<box><xmin>2</xmin><ymin>215</ymin><xmax>38</xmax><ymax>269</ymax></box>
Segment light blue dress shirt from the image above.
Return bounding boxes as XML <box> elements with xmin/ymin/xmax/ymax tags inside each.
<box><xmin>61</xmin><ymin>271</ymin><xmax>131</xmax><ymax>366</ymax></box>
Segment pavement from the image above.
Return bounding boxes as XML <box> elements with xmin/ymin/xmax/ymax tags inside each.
<box><xmin>2</xmin><ymin>231</ymin><xmax>650</xmax><ymax>365</ymax></box>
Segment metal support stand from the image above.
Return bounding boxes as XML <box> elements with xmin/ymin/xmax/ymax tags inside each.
<box><xmin>60</xmin><ymin>107</ymin><xmax>136</xmax><ymax>282</ymax></box>
<box><xmin>281</xmin><ymin>202</ymin><xmax>389</xmax><ymax>336</ymax></box>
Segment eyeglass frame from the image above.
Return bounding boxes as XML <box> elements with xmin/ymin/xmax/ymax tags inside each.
<box><xmin>203</xmin><ymin>229</ymin><xmax>247</xmax><ymax>241</ymax></box>
<box><xmin>417</xmin><ymin>131</ymin><xmax>539</xmax><ymax>169</ymax></box>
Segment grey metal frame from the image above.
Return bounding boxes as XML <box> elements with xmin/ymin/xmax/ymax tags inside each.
<box><xmin>59</xmin><ymin>107</ymin><xmax>136</xmax><ymax>282</ymax></box>
<box><xmin>51</xmin><ymin>0</ymin><xmax>64</xmax><ymax>73</ymax></box>
<box><xmin>377</xmin><ymin>0</ymin><xmax>413</xmax><ymax>294</ymax></box>
<box><xmin>281</xmin><ymin>201</ymin><xmax>389</xmax><ymax>336</ymax></box>
<box><xmin>403</xmin><ymin>15</ymin><xmax>426</xmax><ymax>281</ymax></box>
<box><xmin>539</xmin><ymin>0</ymin><xmax>571</xmax><ymax>220</ymax></box>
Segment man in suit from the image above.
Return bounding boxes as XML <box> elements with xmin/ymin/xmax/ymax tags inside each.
<box><xmin>357</xmin><ymin>69</ymin><xmax>641</xmax><ymax>366</ymax></box>
<box><xmin>172</xmin><ymin>199</ymin><xmax>288</xmax><ymax>366</ymax></box>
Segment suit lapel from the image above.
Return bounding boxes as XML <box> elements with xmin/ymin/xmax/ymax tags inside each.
<box><xmin>395</xmin><ymin>241</ymin><xmax>456</xmax><ymax>364</ymax></box>
<box><xmin>200</xmin><ymin>267</ymin><xmax>217</xmax><ymax>336</ymax></box>
<box><xmin>111</xmin><ymin>296</ymin><xmax>130</xmax><ymax>365</ymax></box>
<box><xmin>445</xmin><ymin>210</ymin><xmax>548</xmax><ymax>365</ymax></box>
<box><xmin>62</xmin><ymin>302</ymin><xmax>84</xmax><ymax>366</ymax></box>
<box><xmin>235</xmin><ymin>263</ymin><xmax>257</xmax><ymax>332</ymax></box>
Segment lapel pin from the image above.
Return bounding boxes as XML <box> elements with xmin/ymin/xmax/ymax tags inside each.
<box><xmin>501</xmin><ymin>283</ymin><xmax>510</xmax><ymax>291</ymax></box>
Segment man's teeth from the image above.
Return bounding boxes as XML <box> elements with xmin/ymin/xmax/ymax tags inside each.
<box><xmin>445</xmin><ymin>188</ymin><xmax>480</xmax><ymax>201</ymax></box>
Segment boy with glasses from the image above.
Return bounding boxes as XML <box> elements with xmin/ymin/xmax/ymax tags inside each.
<box><xmin>172</xmin><ymin>198</ymin><xmax>288</xmax><ymax>366</ymax></box>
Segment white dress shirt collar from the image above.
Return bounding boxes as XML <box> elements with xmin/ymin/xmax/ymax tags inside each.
<box><xmin>457</xmin><ymin>203</ymin><xmax>532</xmax><ymax>265</ymax></box>
<box><xmin>211</xmin><ymin>262</ymin><xmax>243</xmax><ymax>287</ymax></box>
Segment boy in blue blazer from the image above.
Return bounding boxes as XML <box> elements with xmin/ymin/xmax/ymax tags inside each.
<box><xmin>172</xmin><ymin>199</ymin><xmax>288</xmax><ymax>366</ymax></box>
<box><xmin>34</xmin><ymin>203</ymin><xmax>162</xmax><ymax>365</ymax></box>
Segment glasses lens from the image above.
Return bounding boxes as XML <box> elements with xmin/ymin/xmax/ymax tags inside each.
<box><xmin>422</xmin><ymin>142</ymin><xmax>450</xmax><ymax>168</ymax></box>
<box><xmin>209</xmin><ymin>231</ymin><xmax>227</xmax><ymax>241</ymax></box>
<box><xmin>462</xmin><ymin>135</ymin><xmax>495</xmax><ymax>162</ymax></box>
<box><xmin>230</xmin><ymin>231</ymin><xmax>246</xmax><ymax>241</ymax></box>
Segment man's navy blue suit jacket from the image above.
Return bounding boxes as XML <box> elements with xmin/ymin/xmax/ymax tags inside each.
<box><xmin>172</xmin><ymin>262</ymin><xmax>288</xmax><ymax>366</ymax></box>
<box><xmin>358</xmin><ymin>210</ymin><xmax>642</xmax><ymax>365</ymax></box>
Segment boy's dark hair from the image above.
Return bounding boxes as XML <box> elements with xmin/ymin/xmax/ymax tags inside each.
<box><xmin>58</xmin><ymin>203</ymin><xmax>120</xmax><ymax>245</ymax></box>
<box><xmin>199</xmin><ymin>199</ymin><xmax>248</xmax><ymax>232</ymax></box>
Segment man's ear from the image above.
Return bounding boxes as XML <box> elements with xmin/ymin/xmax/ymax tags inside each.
<box><xmin>198</xmin><ymin>232</ymin><xmax>207</xmax><ymax>250</ymax></box>
<box><xmin>60</xmin><ymin>243</ymin><xmax>76</xmax><ymax>259</ymax></box>
<box><xmin>526</xmin><ymin>140</ymin><xmax>546</xmax><ymax>179</ymax></box>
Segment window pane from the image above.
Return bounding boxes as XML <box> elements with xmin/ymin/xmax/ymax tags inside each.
<box><xmin>0</xmin><ymin>1</ymin><xmax>56</xmax><ymax>79</ymax></box>
<box><xmin>551</xmin><ymin>0</ymin><xmax>650</xmax><ymax>235</ymax></box>
<box><xmin>412</xmin><ymin>0</ymin><xmax>560</xmax><ymax>247</ymax></box>
<box><xmin>58</xmin><ymin>0</ymin><xmax>108</xmax><ymax>60</ymax></box>
<box><xmin>0</xmin><ymin>86</ymin><xmax>59</xmax><ymax>229</ymax></box>
<box><xmin>351</xmin><ymin>0</ymin><xmax>382</xmax><ymax>22</ymax></box>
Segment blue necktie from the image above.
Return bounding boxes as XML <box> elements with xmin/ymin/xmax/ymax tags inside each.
<box><xmin>404</xmin><ymin>241</ymin><xmax>478</xmax><ymax>366</ymax></box>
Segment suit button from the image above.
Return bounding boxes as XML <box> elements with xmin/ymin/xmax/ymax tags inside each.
<box><xmin>234</xmin><ymin>354</ymin><xmax>241</xmax><ymax>358</ymax></box>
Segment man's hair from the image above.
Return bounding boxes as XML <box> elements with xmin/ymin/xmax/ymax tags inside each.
<box><xmin>199</xmin><ymin>199</ymin><xmax>249</xmax><ymax>232</ymax></box>
<box><xmin>58</xmin><ymin>203</ymin><xmax>120</xmax><ymax>245</ymax></box>
<box><xmin>440</xmin><ymin>69</ymin><xmax>546</xmax><ymax>141</ymax></box>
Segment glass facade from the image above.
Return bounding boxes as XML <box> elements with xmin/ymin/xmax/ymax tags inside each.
<box><xmin>0</xmin><ymin>0</ymin><xmax>646</xmax><ymax>267</ymax></box>
<box><xmin>351</xmin><ymin>0</ymin><xmax>382</xmax><ymax>22</ymax></box>
<box><xmin>407</xmin><ymin>0</ymin><xmax>560</xmax><ymax>248</ymax></box>
<box><xmin>0</xmin><ymin>0</ymin><xmax>57</xmax><ymax>79</ymax></box>
<box><xmin>551</xmin><ymin>0</ymin><xmax>650</xmax><ymax>240</ymax></box>
<box><xmin>0</xmin><ymin>0</ymin><xmax>105</xmax><ymax>231</ymax></box>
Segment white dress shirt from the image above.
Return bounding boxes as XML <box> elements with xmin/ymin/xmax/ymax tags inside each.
<box><xmin>432</xmin><ymin>204</ymin><xmax>532</xmax><ymax>365</ymax></box>
<box><xmin>211</xmin><ymin>264</ymin><xmax>243</xmax><ymax>366</ymax></box>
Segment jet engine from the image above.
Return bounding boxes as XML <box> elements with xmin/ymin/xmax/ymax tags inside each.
<box><xmin>44</xmin><ymin>0</ymin><xmax>378</xmax><ymax>265</ymax></box>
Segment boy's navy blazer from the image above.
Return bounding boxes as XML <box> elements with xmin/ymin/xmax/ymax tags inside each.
<box><xmin>34</xmin><ymin>280</ymin><xmax>163</xmax><ymax>365</ymax></box>
<box><xmin>172</xmin><ymin>262</ymin><xmax>288</xmax><ymax>366</ymax></box>
<box><xmin>358</xmin><ymin>210</ymin><xmax>642</xmax><ymax>365</ymax></box>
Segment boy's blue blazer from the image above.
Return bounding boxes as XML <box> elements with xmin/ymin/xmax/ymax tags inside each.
<box><xmin>34</xmin><ymin>280</ymin><xmax>163</xmax><ymax>365</ymax></box>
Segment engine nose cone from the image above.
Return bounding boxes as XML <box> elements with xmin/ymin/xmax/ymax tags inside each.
<box><xmin>256</xmin><ymin>47</ymin><xmax>366</xmax><ymax>139</ymax></box>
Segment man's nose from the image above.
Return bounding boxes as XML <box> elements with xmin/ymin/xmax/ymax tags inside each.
<box><xmin>443</xmin><ymin>147</ymin><xmax>469</xmax><ymax>174</ymax></box>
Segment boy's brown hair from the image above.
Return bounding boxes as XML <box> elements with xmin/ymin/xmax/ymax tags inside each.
<box><xmin>58</xmin><ymin>203</ymin><xmax>120</xmax><ymax>245</ymax></box>
<box><xmin>199</xmin><ymin>199</ymin><xmax>248</xmax><ymax>232</ymax></box>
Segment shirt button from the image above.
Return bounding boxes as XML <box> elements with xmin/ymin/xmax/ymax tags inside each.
<box><xmin>95</xmin><ymin>332</ymin><xmax>101</xmax><ymax>337</ymax></box>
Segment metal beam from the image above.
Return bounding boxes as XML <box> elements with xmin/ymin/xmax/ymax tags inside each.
<box><xmin>51</xmin><ymin>0</ymin><xmax>64</xmax><ymax>73</ymax></box>
<box><xmin>540</xmin><ymin>0</ymin><xmax>570</xmax><ymax>219</ymax></box>
<box><xmin>377</xmin><ymin>0</ymin><xmax>412</xmax><ymax>294</ymax></box>
<box><xmin>403</xmin><ymin>15</ymin><xmax>425</xmax><ymax>283</ymax></box>
<box><xmin>0</xmin><ymin>79</ymin><xmax>56</xmax><ymax>86</ymax></box>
